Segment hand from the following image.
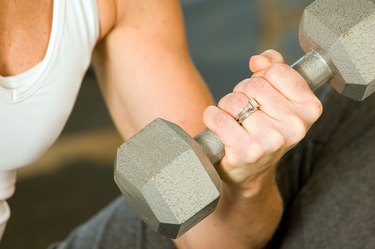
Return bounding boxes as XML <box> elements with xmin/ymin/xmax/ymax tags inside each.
<box><xmin>203</xmin><ymin>50</ymin><xmax>323</xmax><ymax>197</ymax></box>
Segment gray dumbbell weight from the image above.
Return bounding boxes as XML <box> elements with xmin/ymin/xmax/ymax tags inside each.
<box><xmin>115</xmin><ymin>0</ymin><xmax>375</xmax><ymax>239</ymax></box>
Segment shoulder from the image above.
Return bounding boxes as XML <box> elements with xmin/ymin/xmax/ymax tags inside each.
<box><xmin>96</xmin><ymin>0</ymin><xmax>185</xmax><ymax>41</ymax></box>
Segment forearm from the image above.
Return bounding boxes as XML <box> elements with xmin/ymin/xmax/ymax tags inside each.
<box><xmin>174</xmin><ymin>168</ymin><xmax>283</xmax><ymax>249</ymax></box>
<box><xmin>173</xmin><ymin>50</ymin><xmax>322</xmax><ymax>248</ymax></box>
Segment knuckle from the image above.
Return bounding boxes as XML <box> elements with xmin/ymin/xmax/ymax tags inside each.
<box><xmin>226</xmin><ymin>94</ymin><xmax>247</xmax><ymax>110</ymax></box>
<box><xmin>213</xmin><ymin>111</ymin><xmax>232</xmax><ymax>128</ymax></box>
<box><xmin>308</xmin><ymin>98</ymin><xmax>323</xmax><ymax>122</ymax></box>
<box><xmin>262</xmin><ymin>49</ymin><xmax>284</xmax><ymax>63</ymax></box>
<box><xmin>285</xmin><ymin>115</ymin><xmax>307</xmax><ymax>144</ymax></box>
<box><xmin>264</xmin><ymin>63</ymin><xmax>290</xmax><ymax>81</ymax></box>
<box><xmin>245</xmin><ymin>142</ymin><xmax>264</xmax><ymax>164</ymax></box>
<box><xmin>263</xmin><ymin>49</ymin><xmax>277</xmax><ymax>55</ymax></box>
<box><xmin>217</xmin><ymin>93</ymin><xmax>230</xmax><ymax>107</ymax></box>
<box><xmin>267</xmin><ymin>129</ymin><xmax>285</xmax><ymax>152</ymax></box>
<box><xmin>233</xmin><ymin>78</ymin><xmax>251</xmax><ymax>92</ymax></box>
<box><xmin>202</xmin><ymin>106</ymin><xmax>216</xmax><ymax>124</ymax></box>
<box><xmin>244</xmin><ymin>77</ymin><xmax>268</xmax><ymax>95</ymax></box>
<box><xmin>225</xmin><ymin>153</ymin><xmax>241</xmax><ymax>167</ymax></box>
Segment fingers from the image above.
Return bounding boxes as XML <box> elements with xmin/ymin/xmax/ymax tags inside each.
<box><xmin>203</xmin><ymin>105</ymin><xmax>254</xmax><ymax>167</ymax></box>
<box><xmin>233</xmin><ymin>78</ymin><xmax>291</xmax><ymax>122</ymax></box>
<box><xmin>261</xmin><ymin>49</ymin><xmax>284</xmax><ymax>63</ymax></box>
<box><xmin>238</xmin><ymin>64</ymin><xmax>322</xmax><ymax>124</ymax></box>
<box><xmin>204</xmin><ymin>91</ymin><xmax>287</xmax><ymax>183</ymax></box>
<box><xmin>249</xmin><ymin>50</ymin><xmax>317</xmax><ymax>106</ymax></box>
<box><xmin>203</xmin><ymin>50</ymin><xmax>323</xmax><ymax>190</ymax></box>
<box><xmin>249</xmin><ymin>56</ymin><xmax>272</xmax><ymax>73</ymax></box>
<box><xmin>234</xmin><ymin>66</ymin><xmax>322</xmax><ymax>140</ymax></box>
<box><xmin>216</xmin><ymin>88</ymin><xmax>300</xmax><ymax>156</ymax></box>
<box><xmin>249</xmin><ymin>49</ymin><xmax>284</xmax><ymax>73</ymax></box>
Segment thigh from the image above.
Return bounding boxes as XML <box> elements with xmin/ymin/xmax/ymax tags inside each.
<box><xmin>272</xmin><ymin>90</ymin><xmax>375</xmax><ymax>249</ymax></box>
<box><xmin>49</xmin><ymin>197</ymin><xmax>176</xmax><ymax>249</ymax></box>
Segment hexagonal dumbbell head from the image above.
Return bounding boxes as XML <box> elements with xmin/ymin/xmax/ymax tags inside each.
<box><xmin>114</xmin><ymin>119</ymin><xmax>221</xmax><ymax>238</ymax></box>
<box><xmin>299</xmin><ymin>0</ymin><xmax>375</xmax><ymax>100</ymax></box>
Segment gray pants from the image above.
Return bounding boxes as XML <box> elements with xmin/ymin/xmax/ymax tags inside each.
<box><xmin>48</xmin><ymin>197</ymin><xmax>176</xmax><ymax>249</ymax></box>
<box><xmin>51</xmin><ymin>88</ymin><xmax>375</xmax><ymax>249</ymax></box>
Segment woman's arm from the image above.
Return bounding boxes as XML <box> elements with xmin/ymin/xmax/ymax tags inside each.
<box><xmin>93</xmin><ymin>1</ymin><xmax>322</xmax><ymax>248</ymax></box>
<box><xmin>93</xmin><ymin>0</ymin><xmax>213</xmax><ymax>139</ymax></box>
<box><xmin>175</xmin><ymin>50</ymin><xmax>322</xmax><ymax>249</ymax></box>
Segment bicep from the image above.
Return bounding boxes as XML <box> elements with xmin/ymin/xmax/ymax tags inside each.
<box><xmin>93</xmin><ymin>0</ymin><xmax>214</xmax><ymax>139</ymax></box>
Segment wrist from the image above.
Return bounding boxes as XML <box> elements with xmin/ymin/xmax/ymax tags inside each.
<box><xmin>222</xmin><ymin>167</ymin><xmax>278</xmax><ymax>199</ymax></box>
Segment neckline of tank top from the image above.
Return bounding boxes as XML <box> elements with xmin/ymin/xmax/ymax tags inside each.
<box><xmin>0</xmin><ymin>0</ymin><xmax>65</xmax><ymax>103</ymax></box>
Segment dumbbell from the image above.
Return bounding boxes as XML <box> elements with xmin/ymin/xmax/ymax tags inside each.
<box><xmin>114</xmin><ymin>0</ymin><xmax>375</xmax><ymax>239</ymax></box>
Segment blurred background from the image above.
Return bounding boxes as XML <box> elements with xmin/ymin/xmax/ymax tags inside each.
<box><xmin>2</xmin><ymin>0</ymin><xmax>313</xmax><ymax>248</ymax></box>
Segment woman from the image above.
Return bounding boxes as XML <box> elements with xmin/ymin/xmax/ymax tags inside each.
<box><xmin>0</xmin><ymin>0</ymin><xmax>322</xmax><ymax>248</ymax></box>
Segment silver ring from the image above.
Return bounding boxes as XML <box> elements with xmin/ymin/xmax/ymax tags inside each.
<box><xmin>235</xmin><ymin>98</ymin><xmax>260</xmax><ymax>124</ymax></box>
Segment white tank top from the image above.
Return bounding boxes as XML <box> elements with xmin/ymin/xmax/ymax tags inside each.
<box><xmin>0</xmin><ymin>0</ymin><xmax>100</xmax><ymax>240</ymax></box>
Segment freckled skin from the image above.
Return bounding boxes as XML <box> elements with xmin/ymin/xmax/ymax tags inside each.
<box><xmin>0</xmin><ymin>0</ymin><xmax>52</xmax><ymax>76</ymax></box>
